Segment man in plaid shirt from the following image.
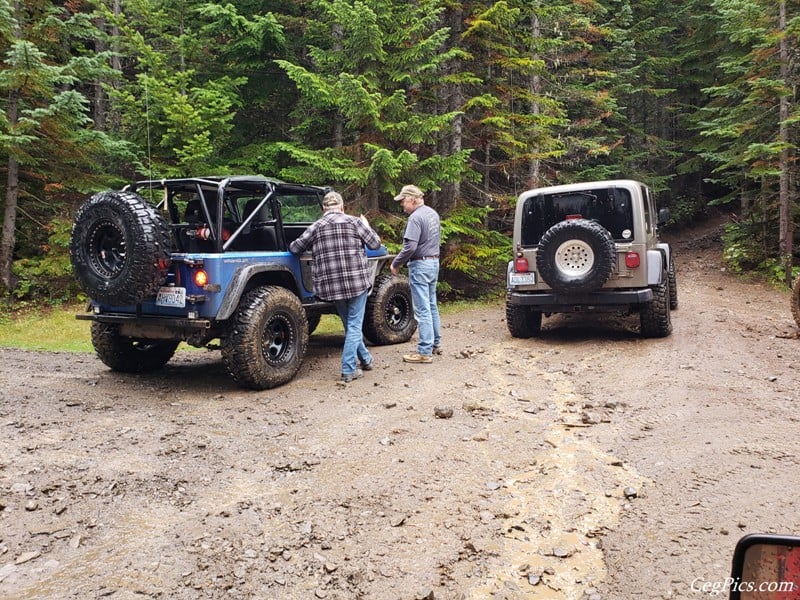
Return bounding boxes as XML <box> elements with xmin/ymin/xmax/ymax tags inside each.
<box><xmin>290</xmin><ymin>191</ymin><xmax>382</xmax><ymax>383</ymax></box>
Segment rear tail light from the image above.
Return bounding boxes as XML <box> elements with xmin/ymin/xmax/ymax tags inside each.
<box><xmin>515</xmin><ymin>257</ymin><xmax>529</xmax><ymax>272</ymax></box>
<box><xmin>194</xmin><ymin>269</ymin><xmax>209</xmax><ymax>287</ymax></box>
<box><xmin>625</xmin><ymin>252</ymin><xmax>640</xmax><ymax>268</ymax></box>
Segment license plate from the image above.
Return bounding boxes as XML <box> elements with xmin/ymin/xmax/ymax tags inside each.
<box><xmin>509</xmin><ymin>272</ymin><xmax>536</xmax><ymax>286</ymax></box>
<box><xmin>156</xmin><ymin>287</ymin><xmax>186</xmax><ymax>307</ymax></box>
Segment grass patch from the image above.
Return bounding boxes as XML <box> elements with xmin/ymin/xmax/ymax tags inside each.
<box><xmin>0</xmin><ymin>303</ymin><xmax>94</xmax><ymax>352</ymax></box>
<box><xmin>0</xmin><ymin>298</ymin><xmax>500</xmax><ymax>353</ymax></box>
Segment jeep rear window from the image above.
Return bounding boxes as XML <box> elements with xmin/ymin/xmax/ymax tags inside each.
<box><xmin>520</xmin><ymin>187</ymin><xmax>635</xmax><ymax>246</ymax></box>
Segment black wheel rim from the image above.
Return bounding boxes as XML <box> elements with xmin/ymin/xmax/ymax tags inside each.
<box><xmin>262</xmin><ymin>313</ymin><xmax>294</xmax><ymax>365</ymax></box>
<box><xmin>385</xmin><ymin>292</ymin><xmax>412</xmax><ymax>331</ymax></box>
<box><xmin>87</xmin><ymin>219</ymin><xmax>127</xmax><ymax>279</ymax></box>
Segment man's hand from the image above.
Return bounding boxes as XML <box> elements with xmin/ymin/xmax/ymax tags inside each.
<box><xmin>390</xmin><ymin>264</ymin><xmax>399</xmax><ymax>276</ymax></box>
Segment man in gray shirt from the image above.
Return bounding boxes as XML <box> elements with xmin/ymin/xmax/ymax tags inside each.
<box><xmin>390</xmin><ymin>185</ymin><xmax>442</xmax><ymax>363</ymax></box>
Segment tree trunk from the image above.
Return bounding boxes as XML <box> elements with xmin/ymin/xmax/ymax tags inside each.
<box><xmin>528</xmin><ymin>12</ymin><xmax>541</xmax><ymax>189</ymax></box>
<box><xmin>778</xmin><ymin>0</ymin><xmax>792</xmax><ymax>285</ymax></box>
<box><xmin>0</xmin><ymin>90</ymin><xmax>20</xmax><ymax>292</ymax></box>
<box><xmin>93</xmin><ymin>18</ymin><xmax>107</xmax><ymax>131</ymax></box>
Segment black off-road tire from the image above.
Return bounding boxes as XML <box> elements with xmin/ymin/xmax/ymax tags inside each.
<box><xmin>70</xmin><ymin>191</ymin><xmax>172</xmax><ymax>305</ymax></box>
<box><xmin>536</xmin><ymin>219</ymin><xmax>616</xmax><ymax>293</ymax></box>
<box><xmin>668</xmin><ymin>253</ymin><xmax>678</xmax><ymax>310</ymax></box>
<box><xmin>91</xmin><ymin>321</ymin><xmax>179</xmax><ymax>372</ymax></box>
<box><xmin>791</xmin><ymin>274</ymin><xmax>800</xmax><ymax>328</ymax></box>
<box><xmin>505</xmin><ymin>302</ymin><xmax>542</xmax><ymax>338</ymax></box>
<box><xmin>221</xmin><ymin>286</ymin><xmax>309</xmax><ymax>390</ymax></box>
<box><xmin>363</xmin><ymin>274</ymin><xmax>417</xmax><ymax>345</ymax></box>
<box><xmin>640</xmin><ymin>273</ymin><xmax>673</xmax><ymax>338</ymax></box>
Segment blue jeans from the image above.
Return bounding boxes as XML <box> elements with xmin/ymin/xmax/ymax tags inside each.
<box><xmin>408</xmin><ymin>259</ymin><xmax>441</xmax><ymax>356</ymax></box>
<box><xmin>333</xmin><ymin>290</ymin><xmax>372</xmax><ymax>376</ymax></box>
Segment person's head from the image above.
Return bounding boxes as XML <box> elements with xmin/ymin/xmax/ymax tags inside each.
<box><xmin>322</xmin><ymin>191</ymin><xmax>344</xmax><ymax>212</ymax></box>
<box><xmin>393</xmin><ymin>184</ymin><xmax>424</xmax><ymax>214</ymax></box>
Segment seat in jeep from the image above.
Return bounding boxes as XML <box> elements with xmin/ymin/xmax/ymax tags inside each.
<box><xmin>237</xmin><ymin>198</ymin><xmax>279</xmax><ymax>251</ymax></box>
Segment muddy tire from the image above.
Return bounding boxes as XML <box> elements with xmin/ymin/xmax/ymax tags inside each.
<box><xmin>363</xmin><ymin>274</ymin><xmax>417</xmax><ymax>345</ymax></box>
<box><xmin>70</xmin><ymin>191</ymin><xmax>172</xmax><ymax>305</ymax></box>
<box><xmin>505</xmin><ymin>302</ymin><xmax>542</xmax><ymax>338</ymax></box>
<box><xmin>536</xmin><ymin>219</ymin><xmax>616</xmax><ymax>293</ymax></box>
<box><xmin>668</xmin><ymin>253</ymin><xmax>678</xmax><ymax>310</ymax></box>
<box><xmin>91</xmin><ymin>321</ymin><xmax>179</xmax><ymax>372</ymax></box>
<box><xmin>791</xmin><ymin>274</ymin><xmax>800</xmax><ymax>327</ymax></box>
<box><xmin>221</xmin><ymin>286</ymin><xmax>309</xmax><ymax>390</ymax></box>
<box><xmin>640</xmin><ymin>273</ymin><xmax>672</xmax><ymax>338</ymax></box>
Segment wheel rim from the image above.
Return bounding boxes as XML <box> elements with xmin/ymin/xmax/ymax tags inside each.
<box><xmin>87</xmin><ymin>219</ymin><xmax>127</xmax><ymax>279</ymax></box>
<box><xmin>385</xmin><ymin>291</ymin><xmax>413</xmax><ymax>331</ymax></box>
<box><xmin>554</xmin><ymin>239</ymin><xmax>595</xmax><ymax>277</ymax></box>
<box><xmin>261</xmin><ymin>313</ymin><xmax>294</xmax><ymax>365</ymax></box>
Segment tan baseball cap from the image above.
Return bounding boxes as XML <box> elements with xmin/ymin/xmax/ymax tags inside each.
<box><xmin>393</xmin><ymin>185</ymin><xmax>423</xmax><ymax>201</ymax></box>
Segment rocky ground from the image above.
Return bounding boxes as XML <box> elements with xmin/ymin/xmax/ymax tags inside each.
<box><xmin>2</xmin><ymin>216</ymin><xmax>800</xmax><ymax>600</ymax></box>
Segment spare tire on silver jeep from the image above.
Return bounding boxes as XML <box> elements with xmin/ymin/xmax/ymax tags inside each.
<box><xmin>70</xmin><ymin>191</ymin><xmax>173</xmax><ymax>305</ymax></box>
<box><xmin>536</xmin><ymin>219</ymin><xmax>616</xmax><ymax>293</ymax></box>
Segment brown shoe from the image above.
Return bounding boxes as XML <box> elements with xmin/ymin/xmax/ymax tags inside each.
<box><xmin>403</xmin><ymin>353</ymin><xmax>433</xmax><ymax>364</ymax></box>
<box><xmin>432</xmin><ymin>345</ymin><xmax>443</xmax><ymax>355</ymax></box>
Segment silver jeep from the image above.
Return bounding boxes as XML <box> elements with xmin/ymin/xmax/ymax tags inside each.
<box><xmin>505</xmin><ymin>179</ymin><xmax>676</xmax><ymax>338</ymax></box>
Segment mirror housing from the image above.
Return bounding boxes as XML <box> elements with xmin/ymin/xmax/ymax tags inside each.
<box><xmin>729</xmin><ymin>534</ymin><xmax>800</xmax><ymax>598</ymax></box>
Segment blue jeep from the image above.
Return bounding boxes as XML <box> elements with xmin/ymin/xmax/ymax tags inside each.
<box><xmin>69</xmin><ymin>176</ymin><xmax>416</xmax><ymax>389</ymax></box>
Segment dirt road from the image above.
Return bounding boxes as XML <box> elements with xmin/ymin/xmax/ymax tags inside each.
<box><xmin>2</xmin><ymin>218</ymin><xmax>800</xmax><ymax>600</ymax></box>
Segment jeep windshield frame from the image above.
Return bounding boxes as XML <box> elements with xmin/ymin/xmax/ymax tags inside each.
<box><xmin>520</xmin><ymin>186</ymin><xmax>635</xmax><ymax>247</ymax></box>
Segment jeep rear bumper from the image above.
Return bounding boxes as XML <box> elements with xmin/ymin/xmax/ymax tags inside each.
<box><xmin>506</xmin><ymin>288</ymin><xmax>653</xmax><ymax>311</ymax></box>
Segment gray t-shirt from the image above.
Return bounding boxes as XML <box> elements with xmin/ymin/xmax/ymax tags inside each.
<box><xmin>392</xmin><ymin>204</ymin><xmax>441</xmax><ymax>268</ymax></box>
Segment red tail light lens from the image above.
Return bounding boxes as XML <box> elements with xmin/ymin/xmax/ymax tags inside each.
<box><xmin>625</xmin><ymin>252</ymin><xmax>640</xmax><ymax>268</ymax></box>
<box><xmin>194</xmin><ymin>270</ymin><xmax>209</xmax><ymax>287</ymax></box>
<box><xmin>515</xmin><ymin>257</ymin><xmax>529</xmax><ymax>272</ymax></box>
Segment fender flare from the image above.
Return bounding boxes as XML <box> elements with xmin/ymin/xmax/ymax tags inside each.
<box><xmin>216</xmin><ymin>264</ymin><xmax>300</xmax><ymax>321</ymax></box>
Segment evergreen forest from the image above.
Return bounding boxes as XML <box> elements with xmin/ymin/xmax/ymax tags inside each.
<box><xmin>1</xmin><ymin>0</ymin><xmax>798</xmax><ymax>303</ymax></box>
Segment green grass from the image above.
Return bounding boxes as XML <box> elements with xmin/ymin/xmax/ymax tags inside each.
<box><xmin>0</xmin><ymin>303</ymin><xmax>95</xmax><ymax>352</ymax></box>
<box><xmin>0</xmin><ymin>298</ymin><xmax>500</xmax><ymax>352</ymax></box>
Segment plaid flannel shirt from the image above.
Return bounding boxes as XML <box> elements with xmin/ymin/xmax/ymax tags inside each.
<box><xmin>289</xmin><ymin>212</ymin><xmax>381</xmax><ymax>301</ymax></box>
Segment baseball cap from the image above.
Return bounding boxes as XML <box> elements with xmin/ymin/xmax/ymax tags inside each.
<box><xmin>393</xmin><ymin>185</ymin><xmax>423</xmax><ymax>201</ymax></box>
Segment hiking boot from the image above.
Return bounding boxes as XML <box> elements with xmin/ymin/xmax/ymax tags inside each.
<box><xmin>432</xmin><ymin>345</ymin><xmax>443</xmax><ymax>355</ymax></box>
<box><xmin>361</xmin><ymin>359</ymin><xmax>374</xmax><ymax>371</ymax></box>
<box><xmin>341</xmin><ymin>368</ymin><xmax>364</xmax><ymax>383</ymax></box>
<box><xmin>403</xmin><ymin>353</ymin><xmax>433</xmax><ymax>364</ymax></box>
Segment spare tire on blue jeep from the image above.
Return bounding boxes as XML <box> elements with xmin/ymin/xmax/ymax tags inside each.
<box><xmin>70</xmin><ymin>191</ymin><xmax>173</xmax><ymax>305</ymax></box>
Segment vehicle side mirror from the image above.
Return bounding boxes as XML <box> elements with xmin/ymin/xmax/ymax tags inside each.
<box><xmin>658</xmin><ymin>208</ymin><xmax>670</xmax><ymax>226</ymax></box>
<box><xmin>729</xmin><ymin>534</ymin><xmax>800</xmax><ymax>598</ymax></box>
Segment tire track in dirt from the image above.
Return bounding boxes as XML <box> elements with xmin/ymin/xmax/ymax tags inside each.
<box><xmin>465</xmin><ymin>342</ymin><xmax>649</xmax><ymax>599</ymax></box>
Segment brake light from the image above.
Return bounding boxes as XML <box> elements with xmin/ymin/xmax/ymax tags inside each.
<box><xmin>625</xmin><ymin>252</ymin><xmax>640</xmax><ymax>268</ymax></box>
<box><xmin>194</xmin><ymin>269</ymin><xmax>209</xmax><ymax>287</ymax></box>
<box><xmin>515</xmin><ymin>257</ymin><xmax>529</xmax><ymax>272</ymax></box>
<box><xmin>566</xmin><ymin>214</ymin><xmax>583</xmax><ymax>220</ymax></box>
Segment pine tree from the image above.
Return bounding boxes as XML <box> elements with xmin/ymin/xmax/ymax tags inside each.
<box><xmin>693</xmin><ymin>0</ymin><xmax>798</xmax><ymax>277</ymax></box>
<box><xmin>0</xmin><ymin>0</ymin><xmax>127</xmax><ymax>292</ymax></box>
<box><xmin>254</xmin><ymin>0</ymin><xmax>472</xmax><ymax>211</ymax></box>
